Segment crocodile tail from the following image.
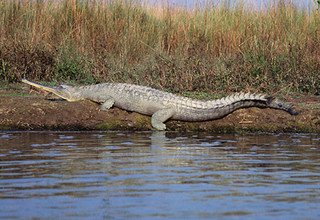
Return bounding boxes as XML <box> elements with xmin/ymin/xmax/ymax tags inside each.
<box><xmin>211</xmin><ymin>92</ymin><xmax>269</xmax><ymax>107</ymax></box>
<box><xmin>266</xmin><ymin>96</ymin><xmax>299</xmax><ymax>115</ymax></box>
<box><xmin>213</xmin><ymin>93</ymin><xmax>298</xmax><ymax>116</ymax></box>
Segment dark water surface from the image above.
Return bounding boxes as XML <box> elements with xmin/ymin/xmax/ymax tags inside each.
<box><xmin>0</xmin><ymin>131</ymin><xmax>319</xmax><ymax>219</ymax></box>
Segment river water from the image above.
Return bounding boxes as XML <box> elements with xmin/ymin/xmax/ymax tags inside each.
<box><xmin>0</xmin><ymin>131</ymin><xmax>319</xmax><ymax>219</ymax></box>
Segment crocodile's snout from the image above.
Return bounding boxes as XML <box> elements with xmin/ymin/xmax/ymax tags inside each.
<box><xmin>22</xmin><ymin>79</ymin><xmax>78</xmax><ymax>101</ymax></box>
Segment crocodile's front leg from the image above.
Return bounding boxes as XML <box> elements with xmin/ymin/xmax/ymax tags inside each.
<box><xmin>100</xmin><ymin>97</ymin><xmax>115</xmax><ymax>110</ymax></box>
<box><xmin>151</xmin><ymin>108</ymin><xmax>175</xmax><ymax>130</ymax></box>
<box><xmin>85</xmin><ymin>93</ymin><xmax>115</xmax><ymax>111</ymax></box>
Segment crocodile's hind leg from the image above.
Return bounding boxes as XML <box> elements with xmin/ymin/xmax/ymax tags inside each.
<box><xmin>151</xmin><ymin>108</ymin><xmax>175</xmax><ymax>130</ymax></box>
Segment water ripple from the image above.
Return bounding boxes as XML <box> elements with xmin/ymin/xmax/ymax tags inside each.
<box><xmin>0</xmin><ymin>131</ymin><xmax>319</xmax><ymax>219</ymax></box>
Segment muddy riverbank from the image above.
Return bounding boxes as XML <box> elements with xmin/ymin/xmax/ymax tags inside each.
<box><xmin>0</xmin><ymin>84</ymin><xmax>319</xmax><ymax>133</ymax></box>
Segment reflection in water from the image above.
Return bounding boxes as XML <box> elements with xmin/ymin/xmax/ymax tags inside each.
<box><xmin>0</xmin><ymin>131</ymin><xmax>320</xmax><ymax>219</ymax></box>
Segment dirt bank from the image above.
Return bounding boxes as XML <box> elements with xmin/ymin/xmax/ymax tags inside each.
<box><xmin>0</xmin><ymin>84</ymin><xmax>319</xmax><ymax>133</ymax></box>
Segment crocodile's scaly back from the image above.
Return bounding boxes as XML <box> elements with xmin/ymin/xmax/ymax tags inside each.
<box><xmin>22</xmin><ymin>79</ymin><xmax>298</xmax><ymax>130</ymax></box>
<box><xmin>76</xmin><ymin>83</ymin><xmax>297</xmax><ymax>120</ymax></box>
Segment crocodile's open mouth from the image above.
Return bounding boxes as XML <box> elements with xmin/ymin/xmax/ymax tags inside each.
<box><xmin>22</xmin><ymin>79</ymin><xmax>58</xmax><ymax>93</ymax></box>
<box><xmin>22</xmin><ymin>79</ymin><xmax>71</xmax><ymax>101</ymax></box>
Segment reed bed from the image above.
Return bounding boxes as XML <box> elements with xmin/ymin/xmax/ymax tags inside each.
<box><xmin>0</xmin><ymin>0</ymin><xmax>319</xmax><ymax>94</ymax></box>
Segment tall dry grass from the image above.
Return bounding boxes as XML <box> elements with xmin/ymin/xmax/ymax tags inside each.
<box><xmin>0</xmin><ymin>0</ymin><xmax>319</xmax><ymax>94</ymax></box>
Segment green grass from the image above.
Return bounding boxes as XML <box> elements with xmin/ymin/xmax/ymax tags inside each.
<box><xmin>0</xmin><ymin>92</ymin><xmax>31</xmax><ymax>97</ymax></box>
<box><xmin>0</xmin><ymin>0</ymin><xmax>319</xmax><ymax>95</ymax></box>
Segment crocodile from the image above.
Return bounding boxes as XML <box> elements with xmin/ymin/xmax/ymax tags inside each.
<box><xmin>22</xmin><ymin>79</ymin><xmax>298</xmax><ymax>130</ymax></box>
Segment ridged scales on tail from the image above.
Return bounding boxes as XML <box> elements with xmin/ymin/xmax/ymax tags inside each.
<box><xmin>22</xmin><ymin>79</ymin><xmax>298</xmax><ymax>130</ymax></box>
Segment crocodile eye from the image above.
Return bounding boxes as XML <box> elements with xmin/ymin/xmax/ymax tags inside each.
<box><xmin>60</xmin><ymin>85</ymin><xmax>69</xmax><ymax>89</ymax></box>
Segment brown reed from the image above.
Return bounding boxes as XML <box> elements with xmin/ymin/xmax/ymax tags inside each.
<box><xmin>0</xmin><ymin>0</ymin><xmax>319</xmax><ymax>94</ymax></box>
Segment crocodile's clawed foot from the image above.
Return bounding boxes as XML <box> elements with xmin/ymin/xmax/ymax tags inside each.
<box><xmin>151</xmin><ymin>108</ymin><xmax>175</xmax><ymax>131</ymax></box>
<box><xmin>151</xmin><ymin>121</ymin><xmax>166</xmax><ymax>131</ymax></box>
<box><xmin>100</xmin><ymin>99</ymin><xmax>115</xmax><ymax>111</ymax></box>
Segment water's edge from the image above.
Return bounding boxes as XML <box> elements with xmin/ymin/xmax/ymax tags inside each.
<box><xmin>1</xmin><ymin>92</ymin><xmax>319</xmax><ymax>133</ymax></box>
